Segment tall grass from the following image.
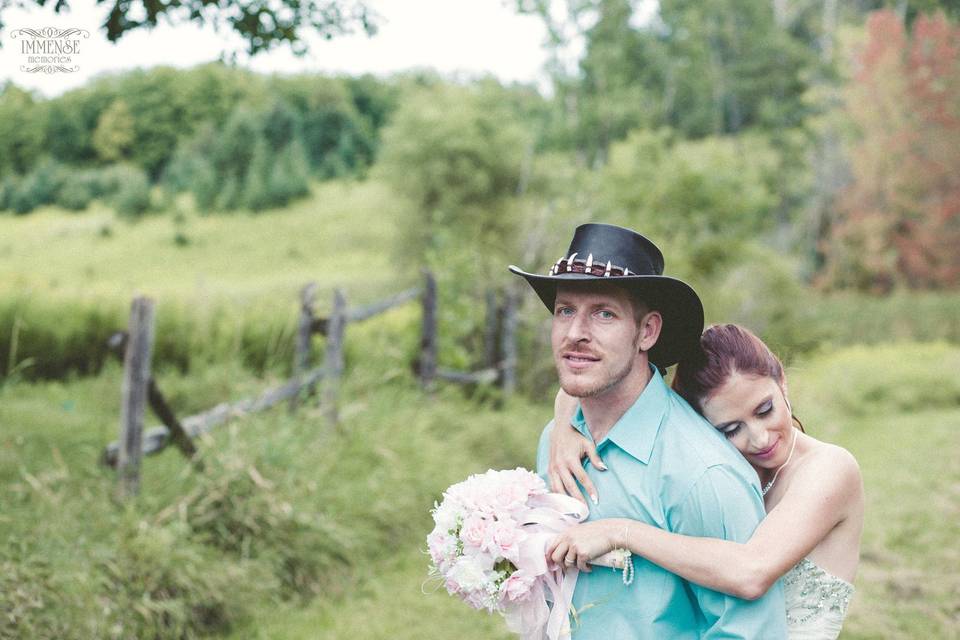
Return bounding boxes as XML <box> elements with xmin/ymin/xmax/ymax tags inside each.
<box><xmin>3</xmin><ymin>339</ymin><xmax>956</xmax><ymax>639</ymax></box>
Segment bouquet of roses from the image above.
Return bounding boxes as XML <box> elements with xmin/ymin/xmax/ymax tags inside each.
<box><xmin>426</xmin><ymin>467</ymin><xmax>629</xmax><ymax>640</ymax></box>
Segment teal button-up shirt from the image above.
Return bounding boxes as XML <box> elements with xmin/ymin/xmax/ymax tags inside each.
<box><xmin>536</xmin><ymin>366</ymin><xmax>787</xmax><ymax>639</ymax></box>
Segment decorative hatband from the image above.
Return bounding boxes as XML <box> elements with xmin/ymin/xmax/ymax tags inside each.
<box><xmin>548</xmin><ymin>252</ymin><xmax>634</xmax><ymax>277</ymax></box>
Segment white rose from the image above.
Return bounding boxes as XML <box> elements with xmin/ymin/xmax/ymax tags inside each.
<box><xmin>449</xmin><ymin>556</ymin><xmax>491</xmax><ymax>592</ymax></box>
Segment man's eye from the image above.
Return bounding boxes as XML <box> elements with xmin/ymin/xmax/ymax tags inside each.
<box><xmin>596</xmin><ymin>310</ymin><xmax>614</xmax><ymax>320</ymax></box>
<box><xmin>556</xmin><ymin>307</ymin><xmax>574</xmax><ymax>317</ymax></box>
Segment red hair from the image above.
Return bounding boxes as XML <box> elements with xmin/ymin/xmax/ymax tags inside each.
<box><xmin>672</xmin><ymin>324</ymin><xmax>803</xmax><ymax>431</ymax></box>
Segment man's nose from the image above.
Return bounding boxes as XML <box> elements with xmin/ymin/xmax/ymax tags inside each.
<box><xmin>566</xmin><ymin>311</ymin><xmax>591</xmax><ymax>342</ymax></box>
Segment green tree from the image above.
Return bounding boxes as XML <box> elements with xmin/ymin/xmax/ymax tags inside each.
<box><xmin>267</xmin><ymin>139</ymin><xmax>311</xmax><ymax>205</ymax></box>
<box><xmin>92</xmin><ymin>99</ymin><xmax>135</xmax><ymax>162</ymax></box>
<box><xmin>598</xmin><ymin>128</ymin><xmax>781</xmax><ymax>275</ymax></box>
<box><xmin>0</xmin><ymin>84</ymin><xmax>44</xmax><ymax>176</ymax></box>
<box><xmin>0</xmin><ymin>0</ymin><xmax>378</xmax><ymax>55</ymax></box>
<box><xmin>376</xmin><ymin>82</ymin><xmax>532</xmax><ymax>276</ymax></box>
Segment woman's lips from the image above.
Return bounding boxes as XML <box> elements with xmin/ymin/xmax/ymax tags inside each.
<box><xmin>753</xmin><ymin>439</ymin><xmax>780</xmax><ymax>460</ymax></box>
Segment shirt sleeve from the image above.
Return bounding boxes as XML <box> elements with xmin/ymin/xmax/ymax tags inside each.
<box><xmin>670</xmin><ymin>464</ymin><xmax>788</xmax><ymax>639</ymax></box>
<box><xmin>534</xmin><ymin>420</ymin><xmax>555</xmax><ymax>484</ymax></box>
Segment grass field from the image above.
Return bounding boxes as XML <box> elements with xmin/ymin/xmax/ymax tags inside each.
<box><xmin>2</xmin><ymin>337</ymin><xmax>957</xmax><ymax>638</ymax></box>
<box><xmin>2</xmin><ymin>188</ymin><xmax>959</xmax><ymax>639</ymax></box>
<box><xmin>0</xmin><ymin>180</ymin><xmax>401</xmax><ymax>306</ymax></box>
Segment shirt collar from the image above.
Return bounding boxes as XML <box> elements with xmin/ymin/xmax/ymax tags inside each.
<box><xmin>571</xmin><ymin>365</ymin><xmax>670</xmax><ymax>464</ymax></box>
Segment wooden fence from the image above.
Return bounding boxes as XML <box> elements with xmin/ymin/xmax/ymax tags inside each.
<box><xmin>102</xmin><ymin>271</ymin><xmax>519</xmax><ymax>497</ymax></box>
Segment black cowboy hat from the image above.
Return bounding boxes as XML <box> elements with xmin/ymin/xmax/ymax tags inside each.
<box><xmin>509</xmin><ymin>223</ymin><xmax>703</xmax><ymax>369</ymax></box>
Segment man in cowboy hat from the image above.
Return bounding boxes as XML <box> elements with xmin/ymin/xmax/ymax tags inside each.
<box><xmin>510</xmin><ymin>223</ymin><xmax>786</xmax><ymax>638</ymax></box>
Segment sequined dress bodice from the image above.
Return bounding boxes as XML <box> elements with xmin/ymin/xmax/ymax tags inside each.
<box><xmin>783</xmin><ymin>558</ymin><xmax>854</xmax><ymax>639</ymax></box>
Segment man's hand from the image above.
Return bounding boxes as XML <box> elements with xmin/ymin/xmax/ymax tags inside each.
<box><xmin>546</xmin><ymin>519</ymin><xmax>627</xmax><ymax>573</ymax></box>
<box><xmin>550</xmin><ymin>389</ymin><xmax>605</xmax><ymax>504</ymax></box>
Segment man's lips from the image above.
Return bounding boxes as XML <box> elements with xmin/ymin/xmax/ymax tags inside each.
<box><xmin>562</xmin><ymin>351</ymin><xmax>600</xmax><ymax>368</ymax></box>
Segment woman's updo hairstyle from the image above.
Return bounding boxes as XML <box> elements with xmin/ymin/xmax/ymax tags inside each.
<box><xmin>672</xmin><ymin>324</ymin><xmax>794</xmax><ymax>425</ymax></box>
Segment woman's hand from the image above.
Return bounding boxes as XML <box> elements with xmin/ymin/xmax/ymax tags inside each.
<box><xmin>546</xmin><ymin>519</ymin><xmax>628</xmax><ymax>573</ymax></box>
<box><xmin>550</xmin><ymin>388</ymin><xmax>606</xmax><ymax>504</ymax></box>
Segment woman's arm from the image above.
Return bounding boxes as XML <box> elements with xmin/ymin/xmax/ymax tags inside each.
<box><xmin>548</xmin><ymin>446</ymin><xmax>862</xmax><ymax>599</ymax></box>
<box><xmin>549</xmin><ymin>388</ymin><xmax>606</xmax><ymax>504</ymax></box>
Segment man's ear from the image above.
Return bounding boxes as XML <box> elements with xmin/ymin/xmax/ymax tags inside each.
<box><xmin>638</xmin><ymin>311</ymin><xmax>662</xmax><ymax>353</ymax></box>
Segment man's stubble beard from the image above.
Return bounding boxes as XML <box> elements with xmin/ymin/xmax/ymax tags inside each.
<box><xmin>558</xmin><ymin>333</ymin><xmax>642</xmax><ymax>399</ymax></box>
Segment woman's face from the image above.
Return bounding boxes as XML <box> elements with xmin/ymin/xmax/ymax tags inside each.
<box><xmin>700</xmin><ymin>371</ymin><xmax>795</xmax><ymax>470</ymax></box>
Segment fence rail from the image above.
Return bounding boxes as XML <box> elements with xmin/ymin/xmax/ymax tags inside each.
<box><xmin>101</xmin><ymin>271</ymin><xmax>518</xmax><ymax>496</ymax></box>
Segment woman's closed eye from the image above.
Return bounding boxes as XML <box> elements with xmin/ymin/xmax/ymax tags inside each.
<box><xmin>719</xmin><ymin>423</ymin><xmax>742</xmax><ymax>438</ymax></box>
<box><xmin>756</xmin><ymin>399</ymin><xmax>773</xmax><ymax>417</ymax></box>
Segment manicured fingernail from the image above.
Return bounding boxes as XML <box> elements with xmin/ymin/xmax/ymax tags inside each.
<box><xmin>590</xmin><ymin>494</ymin><xmax>598</xmax><ymax>505</ymax></box>
<box><xmin>597</xmin><ymin>462</ymin><xmax>608</xmax><ymax>471</ymax></box>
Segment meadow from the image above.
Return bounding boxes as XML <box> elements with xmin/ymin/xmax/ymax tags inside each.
<box><xmin>1</xmin><ymin>188</ymin><xmax>958</xmax><ymax>639</ymax></box>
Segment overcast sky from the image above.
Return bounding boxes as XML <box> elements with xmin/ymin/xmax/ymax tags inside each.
<box><xmin>0</xmin><ymin>0</ymin><xmax>561</xmax><ymax>97</ymax></box>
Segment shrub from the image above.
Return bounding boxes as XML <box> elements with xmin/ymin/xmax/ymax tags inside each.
<box><xmin>0</xmin><ymin>175</ymin><xmax>19</xmax><ymax>212</ymax></box>
<box><xmin>110</xmin><ymin>165</ymin><xmax>152</xmax><ymax>217</ymax></box>
<box><xmin>6</xmin><ymin>159</ymin><xmax>68</xmax><ymax>214</ymax></box>
<box><xmin>0</xmin><ymin>543</ymin><xmax>83</xmax><ymax>640</ymax></box>
<box><xmin>266</xmin><ymin>139</ymin><xmax>311</xmax><ymax>206</ymax></box>
<box><xmin>54</xmin><ymin>172</ymin><xmax>94</xmax><ymax>211</ymax></box>
<box><xmin>97</xmin><ymin>520</ymin><xmax>260</xmax><ymax>639</ymax></box>
<box><xmin>169</xmin><ymin>448</ymin><xmax>351</xmax><ymax>599</ymax></box>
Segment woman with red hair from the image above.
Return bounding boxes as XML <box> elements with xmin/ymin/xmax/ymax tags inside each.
<box><xmin>547</xmin><ymin>324</ymin><xmax>863</xmax><ymax>639</ymax></box>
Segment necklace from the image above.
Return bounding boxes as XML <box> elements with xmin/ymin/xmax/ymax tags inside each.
<box><xmin>761</xmin><ymin>429</ymin><xmax>799</xmax><ymax>496</ymax></box>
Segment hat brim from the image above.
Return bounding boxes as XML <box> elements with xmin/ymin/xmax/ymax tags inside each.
<box><xmin>508</xmin><ymin>266</ymin><xmax>704</xmax><ymax>369</ymax></box>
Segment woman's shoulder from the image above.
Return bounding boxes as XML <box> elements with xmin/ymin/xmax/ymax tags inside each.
<box><xmin>793</xmin><ymin>436</ymin><xmax>863</xmax><ymax>497</ymax></box>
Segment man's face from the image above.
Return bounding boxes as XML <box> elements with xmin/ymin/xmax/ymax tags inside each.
<box><xmin>550</xmin><ymin>282</ymin><xmax>646</xmax><ymax>398</ymax></box>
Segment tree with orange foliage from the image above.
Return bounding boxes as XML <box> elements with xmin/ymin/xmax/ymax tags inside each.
<box><xmin>820</xmin><ymin>10</ymin><xmax>960</xmax><ymax>292</ymax></box>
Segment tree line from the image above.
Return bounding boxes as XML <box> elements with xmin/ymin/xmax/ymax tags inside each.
<box><xmin>1</xmin><ymin>2</ymin><xmax>958</xmax><ymax>295</ymax></box>
<box><xmin>0</xmin><ymin>64</ymin><xmax>396</xmax><ymax>215</ymax></box>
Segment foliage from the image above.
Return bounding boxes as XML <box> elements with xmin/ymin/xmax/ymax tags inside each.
<box><xmin>0</xmin><ymin>543</ymin><xmax>82</xmax><ymax>640</ymax></box>
<box><xmin>110</xmin><ymin>164</ymin><xmax>153</xmax><ymax>218</ymax></box>
<box><xmin>7</xmin><ymin>158</ymin><xmax>67</xmax><ymax>213</ymax></box>
<box><xmin>98</xmin><ymin>520</ymin><xmax>257</xmax><ymax>639</ymax></box>
<box><xmin>92</xmin><ymin>99</ymin><xmax>136</xmax><ymax>163</ymax></box>
<box><xmin>165</xmin><ymin>446</ymin><xmax>351</xmax><ymax>599</ymax></box>
<box><xmin>54</xmin><ymin>171</ymin><xmax>95</xmax><ymax>211</ymax></box>
<box><xmin>820</xmin><ymin>10</ymin><xmax>960</xmax><ymax>291</ymax></box>
<box><xmin>377</xmin><ymin>81</ymin><xmax>532</xmax><ymax>270</ymax></box>
<box><xmin>0</xmin><ymin>0</ymin><xmax>378</xmax><ymax>56</ymax></box>
<box><xmin>597</xmin><ymin>129</ymin><xmax>783</xmax><ymax>276</ymax></box>
<box><xmin>0</xmin><ymin>84</ymin><xmax>44</xmax><ymax>176</ymax></box>
<box><xmin>1</xmin><ymin>66</ymin><xmax>394</xmax><ymax>217</ymax></box>
<box><xmin>520</xmin><ymin>0</ymin><xmax>816</xmax><ymax>162</ymax></box>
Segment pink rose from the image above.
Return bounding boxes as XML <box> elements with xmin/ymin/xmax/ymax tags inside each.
<box><xmin>501</xmin><ymin>570</ymin><xmax>536</xmax><ymax>602</ymax></box>
<box><xmin>461</xmin><ymin>513</ymin><xmax>490</xmax><ymax>548</ymax></box>
<box><xmin>481</xmin><ymin>518</ymin><xmax>525</xmax><ymax>563</ymax></box>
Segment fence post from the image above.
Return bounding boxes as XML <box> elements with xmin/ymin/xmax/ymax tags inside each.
<box><xmin>322</xmin><ymin>288</ymin><xmax>346</xmax><ymax>425</ymax></box>
<box><xmin>116</xmin><ymin>296</ymin><xmax>155</xmax><ymax>498</ymax></box>
<box><xmin>483</xmin><ymin>289</ymin><xmax>499</xmax><ymax>372</ymax></box>
<box><xmin>419</xmin><ymin>270</ymin><xmax>437</xmax><ymax>391</ymax></box>
<box><xmin>290</xmin><ymin>281</ymin><xmax>318</xmax><ymax>412</ymax></box>
<box><xmin>500</xmin><ymin>287</ymin><xmax>518</xmax><ymax>397</ymax></box>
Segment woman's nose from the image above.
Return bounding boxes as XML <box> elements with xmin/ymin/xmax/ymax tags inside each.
<box><xmin>747</xmin><ymin>424</ymin><xmax>770</xmax><ymax>450</ymax></box>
